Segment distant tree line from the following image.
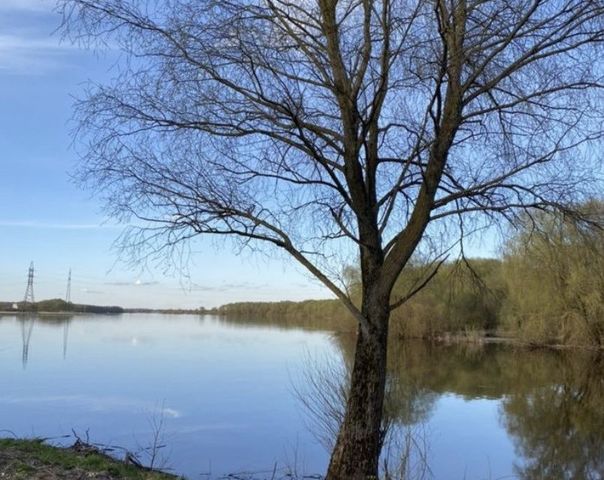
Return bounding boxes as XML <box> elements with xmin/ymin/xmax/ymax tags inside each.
<box><xmin>213</xmin><ymin>299</ymin><xmax>355</xmax><ymax>333</ymax></box>
<box><xmin>4</xmin><ymin>299</ymin><xmax>124</xmax><ymax>315</ymax></box>
<box><xmin>217</xmin><ymin>202</ymin><xmax>604</xmax><ymax>347</ymax></box>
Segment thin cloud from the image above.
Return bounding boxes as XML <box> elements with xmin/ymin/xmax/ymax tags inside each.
<box><xmin>0</xmin><ymin>35</ymin><xmax>65</xmax><ymax>51</ymax></box>
<box><xmin>0</xmin><ymin>33</ymin><xmax>77</xmax><ymax>74</ymax></box>
<box><xmin>134</xmin><ymin>279</ymin><xmax>159</xmax><ymax>286</ymax></box>
<box><xmin>80</xmin><ymin>288</ymin><xmax>104</xmax><ymax>295</ymax></box>
<box><xmin>0</xmin><ymin>0</ymin><xmax>54</xmax><ymax>11</ymax></box>
<box><xmin>104</xmin><ymin>280</ymin><xmax>160</xmax><ymax>287</ymax></box>
<box><xmin>0</xmin><ymin>220</ymin><xmax>119</xmax><ymax>230</ymax></box>
<box><xmin>190</xmin><ymin>281</ymin><xmax>270</xmax><ymax>292</ymax></box>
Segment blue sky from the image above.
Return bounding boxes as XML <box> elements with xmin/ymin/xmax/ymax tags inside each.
<box><xmin>0</xmin><ymin>0</ymin><xmax>502</xmax><ymax>309</ymax></box>
<box><xmin>0</xmin><ymin>0</ymin><xmax>333</xmax><ymax>308</ymax></box>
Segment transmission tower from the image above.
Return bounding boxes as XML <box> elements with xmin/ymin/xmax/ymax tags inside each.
<box><xmin>66</xmin><ymin>268</ymin><xmax>72</xmax><ymax>303</ymax></box>
<box><xmin>23</xmin><ymin>262</ymin><xmax>35</xmax><ymax>305</ymax></box>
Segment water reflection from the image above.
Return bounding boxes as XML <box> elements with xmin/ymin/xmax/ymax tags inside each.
<box><xmin>502</xmin><ymin>354</ymin><xmax>604</xmax><ymax>479</ymax></box>
<box><xmin>63</xmin><ymin>320</ymin><xmax>70</xmax><ymax>359</ymax></box>
<box><xmin>1</xmin><ymin>314</ymin><xmax>603</xmax><ymax>479</ymax></box>
<box><xmin>332</xmin><ymin>336</ymin><xmax>604</xmax><ymax>479</ymax></box>
<box><xmin>19</xmin><ymin>316</ymin><xmax>35</xmax><ymax>368</ymax></box>
<box><xmin>13</xmin><ymin>314</ymin><xmax>75</xmax><ymax>368</ymax></box>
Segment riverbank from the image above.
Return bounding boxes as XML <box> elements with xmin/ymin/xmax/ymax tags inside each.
<box><xmin>2</xmin><ymin>309</ymin><xmax>602</xmax><ymax>351</ymax></box>
<box><xmin>0</xmin><ymin>438</ymin><xmax>180</xmax><ymax>479</ymax></box>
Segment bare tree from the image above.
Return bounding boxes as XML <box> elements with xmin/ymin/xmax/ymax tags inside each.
<box><xmin>59</xmin><ymin>0</ymin><xmax>604</xmax><ymax>478</ymax></box>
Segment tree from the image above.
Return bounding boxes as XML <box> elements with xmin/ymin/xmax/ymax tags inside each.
<box><xmin>59</xmin><ymin>1</ymin><xmax>604</xmax><ymax>478</ymax></box>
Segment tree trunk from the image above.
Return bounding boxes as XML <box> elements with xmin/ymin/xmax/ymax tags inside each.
<box><xmin>326</xmin><ymin>297</ymin><xmax>389</xmax><ymax>480</ymax></box>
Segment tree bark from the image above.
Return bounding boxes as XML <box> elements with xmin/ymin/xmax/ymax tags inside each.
<box><xmin>326</xmin><ymin>294</ymin><xmax>390</xmax><ymax>480</ymax></box>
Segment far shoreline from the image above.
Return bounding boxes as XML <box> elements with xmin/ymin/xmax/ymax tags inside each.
<box><xmin>2</xmin><ymin>309</ymin><xmax>603</xmax><ymax>351</ymax></box>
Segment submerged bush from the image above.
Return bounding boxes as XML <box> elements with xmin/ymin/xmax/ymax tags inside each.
<box><xmin>390</xmin><ymin>259</ymin><xmax>506</xmax><ymax>339</ymax></box>
<box><xmin>501</xmin><ymin>201</ymin><xmax>604</xmax><ymax>346</ymax></box>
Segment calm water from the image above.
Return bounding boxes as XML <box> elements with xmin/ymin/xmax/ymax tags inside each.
<box><xmin>1</xmin><ymin>313</ymin><xmax>603</xmax><ymax>479</ymax></box>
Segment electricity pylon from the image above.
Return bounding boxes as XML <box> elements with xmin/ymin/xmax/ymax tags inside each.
<box><xmin>23</xmin><ymin>262</ymin><xmax>35</xmax><ymax>305</ymax></box>
<box><xmin>66</xmin><ymin>268</ymin><xmax>72</xmax><ymax>303</ymax></box>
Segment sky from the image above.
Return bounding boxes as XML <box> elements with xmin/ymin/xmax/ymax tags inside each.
<box><xmin>0</xmin><ymin>0</ymin><xmax>501</xmax><ymax>310</ymax></box>
<box><xmin>0</xmin><ymin>0</ymin><xmax>336</xmax><ymax>309</ymax></box>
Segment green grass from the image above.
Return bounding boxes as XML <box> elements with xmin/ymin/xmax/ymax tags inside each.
<box><xmin>0</xmin><ymin>438</ymin><xmax>179</xmax><ymax>479</ymax></box>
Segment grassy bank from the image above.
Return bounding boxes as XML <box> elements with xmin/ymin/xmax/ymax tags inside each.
<box><xmin>0</xmin><ymin>438</ymin><xmax>180</xmax><ymax>480</ymax></box>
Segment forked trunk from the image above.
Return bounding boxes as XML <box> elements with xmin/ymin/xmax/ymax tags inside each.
<box><xmin>326</xmin><ymin>299</ymin><xmax>389</xmax><ymax>480</ymax></box>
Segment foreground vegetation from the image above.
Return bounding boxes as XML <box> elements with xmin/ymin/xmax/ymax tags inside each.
<box><xmin>0</xmin><ymin>438</ymin><xmax>178</xmax><ymax>480</ymax></box>
<box><xmin>218</xmin><ymin>206</ymin><xmax>604</xmax><ymax>348</ymax></box>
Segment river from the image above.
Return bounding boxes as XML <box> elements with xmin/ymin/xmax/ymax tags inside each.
<box><xmin>1</xmin><ymin>313</ymin><xmax>602</xmax><ymax>479</ymax></box>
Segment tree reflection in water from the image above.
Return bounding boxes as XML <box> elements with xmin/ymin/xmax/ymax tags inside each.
<box><xmin>502</xmin><ymin>353</ymin><xmax>604</xmax><ymax>480</ymax></box>
<box><xmin>298</xmin><ymin>333</ymin><xmax>437</xmax><ymax>479</ymax></box>
<box><xmin>330</xmin><ymin>334</ymin><xmax>604</xmax><ymax>480</ymax></box>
